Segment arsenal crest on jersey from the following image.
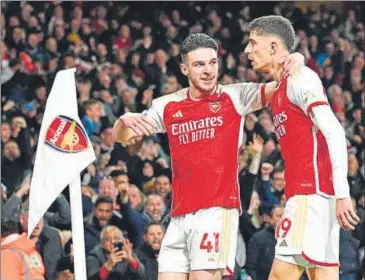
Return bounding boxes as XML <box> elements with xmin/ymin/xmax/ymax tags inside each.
<box><xmin>45</xmin><ymin>115</ymin><xmax>88</xmax><ymax>153</ymax></box>
<box><xmin>208</xmin><ymin>100</ymin><xmax>222</xmax><ymax>113</ymax></box>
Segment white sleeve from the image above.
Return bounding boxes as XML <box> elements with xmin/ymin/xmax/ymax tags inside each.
<box><xmin>311</xmin><ymin>105</ymin><xmax>350</xmax><ymax>199</ymax></box>
<box><xmin>141</xmin><ymin>100</ymin><xmax>166</xmax><ymax>133</ymax></box>
<box><xmin>224</xmin><ymin>82</ymin><xmax>265</xmax><ymax>115</ymax></box>
<box><xmin>287</xmin><ymin>67</ymin><xmax>329</xmax><ymax>116</ymax></box>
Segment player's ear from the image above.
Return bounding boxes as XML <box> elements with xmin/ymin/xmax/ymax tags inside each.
<box><xmin>180</xmin><ymin>63</ymin><xmax>189</xmax><ymax>76</ymax></box>
<box><xmin>270</xmin><ymin>41</ymin><xmax>278</xmax><ymax>55</ymax></box>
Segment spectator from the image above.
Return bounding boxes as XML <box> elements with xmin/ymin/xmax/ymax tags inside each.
<box><xmin>98</xmin><ymin>177</ymin><xmax>119</xmax><ymax>210</ymax></box>
<box><xmin>1</xmin><ymin>117</ymin><xmax>32</xmax><ymax>197</ymax></box>
<box><xmin>19</xmin><ymin>201</ymin><xmax>64</xmax><ymax>280</ymax></box>
<box><xmin>100</xmin><ymin>126</ymin><xmax>115</xmax><ymax>154</ymax></box>
<box><xmin>339</xmin><ymin>228</ymin><xmax>361</xmax><ymax>280</ymax></box>
<box><xmin>1</xmin><ymin>219</ymin><xmax>45</xmax><ymax>280</ymax></box>
<box><xmin>153</xmin><ymin>174</ymin><xmax>172</xmax><ymax>212</ymax></box>
<box><xmin>135</xmin><ymin>223</ymin><xmax>165</xmax><ymax>280</ymax></box>
<box><xmin>83</xmin><ymin>196</ymin><xmax>114</xmax><ymax>254</ymax></box>
<box><xmin>255</xmin><ymin>166</ymin><xmax>285</xmax><ymax>214</ymax></box>
<box><xmin>245</xmin><ymin>205</ymin><xmax>284</xmax><ymax>280</ymax></box>
<box><xmin>44</xmin><ymin>194</ymin><xmax>71</xmax><ymax>230</ymax></box>
<box><xmin>128</xmin><ymin>185</ymin><xmax>144</xmax><ymax>212</ymax></box>
<box><xmin>140</xmin><ymin>194</ymin><xmax>170</xmax><ymax>230</ymax></box>
<box><xmin>86</xmin><ymin>225</ymin><xmax>145</xmax><ymax>280</ymax></box>
<box><xmin>81</xmin><ymin>99</ymin><xmax>102</xmax><ymax>137</ymax></box>
<box><xmin>347</xmin><ymin>153</ymin><xmax>365</xmax><ymax>200</ymax></box>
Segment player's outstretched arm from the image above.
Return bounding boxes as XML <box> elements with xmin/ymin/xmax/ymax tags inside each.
<box><xmin>310</xmin><ymin>105</ymin><xmax>360</xmax><ymax>231</ymax></box>
<box><xmin>113</xmin><ymin>112</ymin><xmax>157</xmax><ymax>144</ymax></box>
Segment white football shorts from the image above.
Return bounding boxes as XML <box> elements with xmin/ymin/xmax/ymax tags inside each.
<box><xmin>158</xmin><ymin>207</ymin><xmax>239</xmax><ymax>276</ymax></box>
<box><xmin>275</xmin><ymin>194</ymin><xmax>340</xmax><ymax>268</ymax></box>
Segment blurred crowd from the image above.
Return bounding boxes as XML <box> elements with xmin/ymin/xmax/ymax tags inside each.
<box><xmin>1</xmin><ymin>1</ymin><xmax>364</xmax><ymax>280</ymax></box>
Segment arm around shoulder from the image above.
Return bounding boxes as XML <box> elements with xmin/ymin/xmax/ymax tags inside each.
<box><xmin>113</xmin><ymin>111</ymin><xmax>160</xmax><ymax>144</ymax></box>
<box><xmin>112</xmin><ymin>114</ymin><xmax>138</xmax><ymax>144</ymax></box>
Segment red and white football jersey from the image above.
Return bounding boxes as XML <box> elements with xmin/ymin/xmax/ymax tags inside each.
<box><xmin>144</xmin><ymin>83</ymin><xmax>265</xmax><ymax>217</ymax></box>
<box><xmin>270</xmin><ymin>67</ymin><xmax>335</xmax><ymax>199</ymax></box>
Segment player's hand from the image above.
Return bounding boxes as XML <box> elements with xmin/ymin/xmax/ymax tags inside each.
<box><xmin>336</xmin><ymin>197</ymin><xmax>360</xmax><ymax>231</ymax></box>
<box><xmin>281</xmin><ymin>52</ymin><xmax>305</xmax><ymax>78</ymax></box>
<box><xmin>120</xmin><ymin>112</ymin><xmax>157</xmax><ymax>136</ymax></box>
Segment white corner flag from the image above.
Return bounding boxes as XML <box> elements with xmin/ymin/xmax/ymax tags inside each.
<box><xmin>28</xmin><ymin>68</ymin><xmax>95</xmax><ymax>279</ymax></box>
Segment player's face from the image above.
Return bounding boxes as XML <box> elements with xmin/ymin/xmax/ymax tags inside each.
<box><xmin>181</xmin><ymin>48</ymin><xmax>218</xmax><ymax>94</ymax></box>
<box><xmin>244</xmin><ymin>30</ymin><xmax>272</xmax><ymax>72</ymax></box>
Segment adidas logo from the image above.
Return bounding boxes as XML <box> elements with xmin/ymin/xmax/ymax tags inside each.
<box><xmin>173</xmin><ymin>110</ymin><xmax>183</xmax><ymax>118</ymax></box>
<box><xmin>279</xmin><ymin>240</ymin><xmax>288</xmax><ymax>247</ymax></box>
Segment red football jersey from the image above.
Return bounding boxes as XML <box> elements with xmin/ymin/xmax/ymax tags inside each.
<box><xmin>270</xmin><ymin>67</ymin><xmax>335</xmax><ymax>199</ymax></box>
<box><xmin>144</xmin><ymin>83</ymin><xmax>265</xmax><ymax>217</ymax></box>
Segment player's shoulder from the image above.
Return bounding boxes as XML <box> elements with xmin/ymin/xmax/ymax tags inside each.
<box><xmin>219</xmin><ymin>82</ymin><xmax>250</xmax><ymax>93</ymax></box>
<box><xmin>153</xmin><ymin>87</ymin><xmax>189</xmax><ymax>106</ymax></box>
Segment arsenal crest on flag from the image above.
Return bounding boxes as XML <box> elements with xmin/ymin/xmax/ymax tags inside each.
<box><xmin>45</xmin><ymin>115</ymin><xmax>89</xmax><ymax>153</ymax></box>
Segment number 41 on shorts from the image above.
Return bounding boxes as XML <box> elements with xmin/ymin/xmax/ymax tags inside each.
<box><xmin>200</xmin><ymin>233</ymin><xmax>220</xmax><ymax>253</ymax></box>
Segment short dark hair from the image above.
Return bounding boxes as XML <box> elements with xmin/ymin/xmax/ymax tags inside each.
<box><xmin>1</xmin><ymin>219</ymin><xmax>19</xmax><ymax>237</ymax></box>
<box><xmin>247</xmin><ymin>15</ymin><xmax>295</xmax><ymax>51</ymax></box>
<box><xmin>270</xmin><ymin>204</ymin><xmax>284</xmax><ymax>217</ymax></box>
<box><xmin>84</xmin><ymin>99</ymin><xmax>99</xmax><ymax>111</ymax></box>
<box><xmin>180</xmin><ymin>33</ymin><xmax>218</xmax><ymax>62</ymax></box>
<box><xmin>144</xmin><ymin>222</ymin><xmax>165</xmax><ymax>235</ymax></box>
<box><xmin>155</xmin><ymin>174</ymin><xmax>170</xmax><ymax>181</ymax></box>
<box><xmin>271</xmin><ymin>166</ymin><xmax>285</xmax><ymax>179</ymax></box>
<box><xmin>94</xmin><ymin>195</ymin><xmax>113</xmax><ymax>208</ymax></box>
<box><xmin>109</xmin><ymin>170</ymin><xmax>128</xmax><ymax>179</ymax></box>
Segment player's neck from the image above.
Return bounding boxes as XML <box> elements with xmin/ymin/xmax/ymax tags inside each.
<box><xmin>270</xmin><ymin>51</ymin><xmax>289</xmax><ymax>82</ymax></box>
<box><xmin>189</xmin><ymin>84</ymin><xmax>216</xmax><ymax>100</ymax></box>
<box><xmin>270</xmin><ymin>65</ymin><xmax>285</xmax><ymax>83</ymax></box>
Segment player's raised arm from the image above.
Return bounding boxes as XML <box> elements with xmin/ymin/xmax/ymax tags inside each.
<box><xmin>113</xmin><ymin>101</ymin><xmax>165</xmax><ymax>144</ymax></box>
<box><xmin>288</xmin><ymin>67</ymin><xmax>360</xmax><ymax>230</ymax></box>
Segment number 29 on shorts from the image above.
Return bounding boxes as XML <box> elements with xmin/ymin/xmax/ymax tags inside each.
<box><xmin>275</xmin><ymin>217</ymin><xmax>292</xmax><ymax>239</ymax></box>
